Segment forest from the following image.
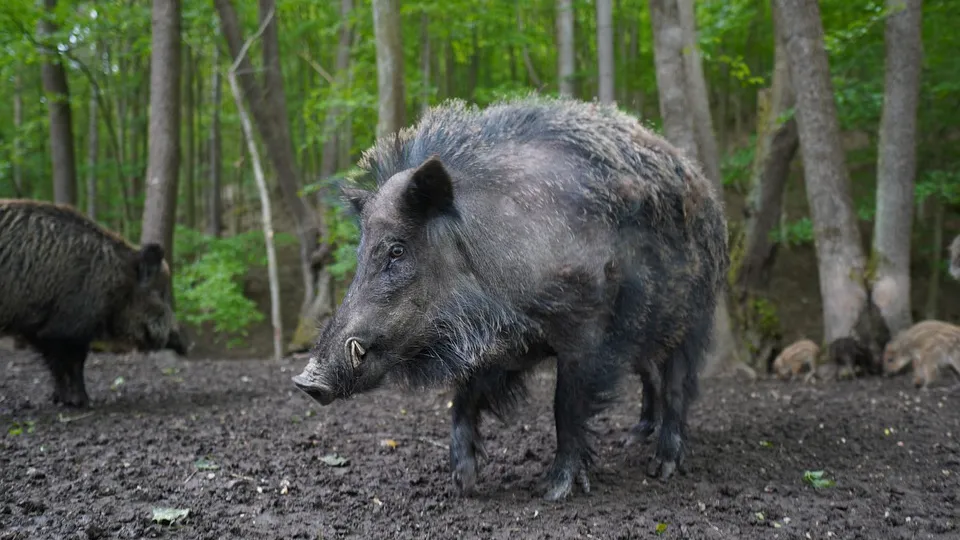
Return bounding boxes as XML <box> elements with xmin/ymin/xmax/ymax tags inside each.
<box><xmin>1</xmin><ymin>0</ymin><xmax>958</xmax><ymax>538</ymax></box>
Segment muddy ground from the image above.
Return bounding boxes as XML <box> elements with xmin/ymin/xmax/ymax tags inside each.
<box><xmin>1</xmin><ymin>348</ymin><xmax>958</xmax><ymax>540</ymax></box>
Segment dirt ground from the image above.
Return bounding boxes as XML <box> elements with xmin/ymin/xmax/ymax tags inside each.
<box><xmin>1</xmin><ymin>347</ymin><xmax>958</xmax><ymax>540</ymax></box>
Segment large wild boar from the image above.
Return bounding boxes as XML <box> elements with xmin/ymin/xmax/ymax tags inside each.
<box><xmin>0</xmin><ymin>199</ymin><xmax>187</xmax><ymax>408</ymax></box>
<box><xmin>293</xmin><ymin>95</ymin><xmax>729</xmax><ymax>501</ymax></box>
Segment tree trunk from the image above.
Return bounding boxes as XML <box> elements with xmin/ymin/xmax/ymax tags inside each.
<box><xmin>208</xmin><ymin>42</ymin><xmax>223</xmax><ymax>238</ymax></box>
<box><xmin>677</xmin><ymin>0</ymin><xmax>721</xmax><ymax>186</ymax></box>
<box><xmin>141</xmin><ymin>0</ymin><xmax>181</xmax><ymax>264</ymax></box>
<box><xmin>596</xmin><ymin>0</ymin><xmax>615</xmax><ymax>104</ymax></box>
<box><xmin>228</xmin><ymin>21</ymin><xmax>282</xmax><ymax>361</ymax></box>
<box><xmin>648</xmin><ymin>0</ymin><xmax>697</xmax><ymax>160</ymax></box>
<box><xmin>13</xmin><ymin>73</ymin><xmax>24</xmax><ymax>197</ymax></box>
<box><xmin>517</xmin><ymin>6</ymin><xmax>542</xmax><ymax>88</ymax></box>
<box><xmin>737</xmin><ymin>5</ymin><xmax>798</xmax><ymax>293</ymax></box>
<box><xmin>320</xmin><ymin>0</ymin><xmax>354</xmax><ymax>181</ymax></box>
<box><xmin>215</xmin><ymin>0</ymin><xmax>322</xmax><ymax>318</ymax></box>
<box><xmin>774</xmin><ymin>0</ymin><xmax>868</xmax><ymax>343</ymax></box>
<box><xmin>556</xmin><ymin>0</ymin><xmax>576</xmax><ymax>97</ymax></box>
<box><xmin>184</xmin><ymin>45</ymin><xmax>196</xmax><ymax>228</ymax></box>
<box><xmin>86</xmin><ymin>90</ymin><xmax>99</xmax><ymax>219</ymax></box>
<box><xmin>924</xmin><ymin>198</ymin><xmax>944</xmax><ymax>319</ymax></box>
<box><xmin>38</xmin><ymin>0</ymin><xmax>78</xmax><ymax>207</ymax></box>
<box><xmin>372</xmin><ymin>0</ymin><xmax>405</xmax><ymax>138</ymax></box>
<box><xmin>871</xmin><ymin>0</ymin><xmax>923</xmax><ymax>336</ymax></box>
<box><xmin>420</xmin><ymin>11</ymin><xmax>431</xmax><ymax>117</ymax></box>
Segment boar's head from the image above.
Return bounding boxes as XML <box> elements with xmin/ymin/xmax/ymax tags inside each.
<box><xmin>115</xmin><ymin>243</ymin><xmax>185</xmax><ymax>355</ymax></box>
<box><xmin>293</xmin><ymin>156</ymin><xmax>511</xmax><ymax>406</ymax></box>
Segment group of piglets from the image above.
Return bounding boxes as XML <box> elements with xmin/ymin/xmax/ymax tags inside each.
<box><xmin>773</xmin><ymin>243</ymin><xmax>960</xmax><ymax>387</ymax></box>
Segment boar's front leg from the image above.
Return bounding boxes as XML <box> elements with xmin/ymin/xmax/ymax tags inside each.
<box><xmin>37</xmin><ymin>339</ymin><xmax>91</xmax><ymax>408</ymax></box>
<box><xmin>450</xmin><ymin>367</ymin><xmax>528</xmax><ymax>496</ymax></box>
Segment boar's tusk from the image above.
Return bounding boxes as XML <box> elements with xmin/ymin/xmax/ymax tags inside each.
<box><xmin>345</xmin><ymin>337</ymin><xmax>366</xmax><ymax>369</ymax></box>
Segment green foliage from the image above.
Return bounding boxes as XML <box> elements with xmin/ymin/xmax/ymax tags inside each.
<box><xmin>171</xmin><ymin>226</ymin><xmax>296</xmax><ymax>348</ymax></box>
<box><xmin>720</xmin><ymin>136</ymin><xmax>756</xmax><ymax>192</ymax></box>
<box><xmin>770</xmin><ymin>218</ymin><xmax>814</xmax><ymax>248</ymax></box>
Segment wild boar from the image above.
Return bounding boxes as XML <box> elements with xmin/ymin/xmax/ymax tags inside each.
<box><xmin>883</xmin><ymin>319</ymin><xmax>960</xmax><ymax>388</ymax></box>
<box><xmin>0</xmin><ymin>199</ymin><xmax>187</xmax><ymax>408</ymax></box>
<box><xmin>293</xmin><ymin>95</ymin><xmax>729</xmax><ymax>500</ymax></box>
<box><xmin>772</xmin><ymin>339</ymin><xmax>819</xmax><ymax>381</ymax></box>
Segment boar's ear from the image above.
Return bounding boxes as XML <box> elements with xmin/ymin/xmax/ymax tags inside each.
<box><xmin>404</xmin><ymin>156</ymin><xmax>454</xmax><ymax>219</ymax></box>
<box><xmin>341</xmin><ymin>187</ymin><xmax>373</xmax><ymax>216</ymax></box>
<box><xmin>137</xmin><ymin>243</ymin><xmax>165</xmax><ymax>286</ymax></box>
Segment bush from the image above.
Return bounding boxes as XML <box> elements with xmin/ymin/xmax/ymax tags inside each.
<box><xmin>172</xmin><ymin>226</ymin><xmax>296</xmax><ymax>348</ymax></box>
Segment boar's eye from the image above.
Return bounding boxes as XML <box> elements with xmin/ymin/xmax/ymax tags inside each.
<box><xmin>389</xmin><ymin>244</ymin><xmax>405</xmax><ymax>259</ymax></box>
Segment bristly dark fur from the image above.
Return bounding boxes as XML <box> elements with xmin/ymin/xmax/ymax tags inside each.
<box><xmin>0</xmin><ymin>198</ymin><xmax>184</xmax><ymax>408</ymax></box>
<box><xmin>299</xmin><ymin>94</ymin><xmax>730</xmax><ymax>500</ymax></box>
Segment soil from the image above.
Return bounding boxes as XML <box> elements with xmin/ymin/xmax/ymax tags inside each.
<box><xmin>1</xmin><ymin>347</ymin><xmax>958</xmax><ymax>539</ymax></box>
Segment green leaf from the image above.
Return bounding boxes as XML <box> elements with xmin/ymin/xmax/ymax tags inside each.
<box><xmin>151</xmin><ymin>507</ymin><xmax>190</xmax><ymax>525</ymax></box>
<box><xmin>319</xmin><ymin>453</ymin><xmax>349</xmax><ymax>467</ymax></box>
<box><xmin>655</xmin><ymin>522</ymin><xmax>668</xmax><ymax>535</ymax></box>
<box><xmin>194</xmin><ymin>457</ymin><xmax>219</xmax><ymax>471</ymax></box>
<box><xmin>803</xmin><ymin>470</ymin><xmax>836</xmax><ymax>489</ymax></box>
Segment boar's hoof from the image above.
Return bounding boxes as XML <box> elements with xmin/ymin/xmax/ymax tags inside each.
<box><xmin>52</xmin><ymin>387</ymin><xmax>90</xmax><ymax>409</ymax></box>
<box><xmin>541</xmin><ymin>460</ymin><xmax>591</xmax><ymax>501</ymax></box>
<box><xmin>451</xmin><ymin>456</ymin><xmax>478</xmax><ymax>497</ymax></box>
<box><xmin>623</xmin><ymin>420</ymin><xmax>658</xmax><ymax>447</ymax></box>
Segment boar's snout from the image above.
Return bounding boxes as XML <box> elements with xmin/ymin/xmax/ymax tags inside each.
<box><xmin>292</xmin><ymin>372</ymin><xmax>335</xmax><ymax>406</ymax></box>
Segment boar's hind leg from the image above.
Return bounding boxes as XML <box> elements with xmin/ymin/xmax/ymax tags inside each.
<box><xmin>37</xmin><ymin>339</ymin><xmax>91</xmax><ymax>408</ymax></box>
<box><xmin>647</xmin><ymin>323</ymin><xmax>709</xmax><ymax>481</ymax></box>
<box><xmin>450</xmin><ymin>367</ymin><xmax>528</xmax><ymax>496</ymax></box>
<box><xmin>543</xmin><ymin>345</ymin><xmax>622</xmax><ymax>502</ymax></box>
<box><xmin>624</xmin><ymin>359</ymin><xmax>661</xmax><ymax>446</ymax></box>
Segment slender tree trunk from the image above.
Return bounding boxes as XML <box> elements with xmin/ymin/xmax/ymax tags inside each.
<box><xmin>13</xmin><ymin>74</ymin><xmax>24</xmax><ymax>197</ymax></box>
<box><xmin>419</xmin><ymin>12</ymin><xmax>431</xmax><ymax>117</ymax></box>
<box><xmin>648</xmin><ymin>0</ymin><xmax>697</xmax><ymax>160</ymax></box>
<box><xmin>774</xmin><ymin>0</ymin><xmax>868</xmax><ymax>343</ymax></box>
<box><xmin>517</xmin><ymin>6</ymin><xmax>542</xmax><ymax>88</ymax></box>
<box><xmin>38</xmin><ymin>0</ymin><xmax>78</xmax><ymax>206</ymax></box>
<box><xmin>208</xmin><ymin>42</ymin><xmax>223</xmax><ymax>238</ymax></box>
<box><xmin>737</xmin><ymin>5</ymin><xmax>798</xmax><ymax>292</ymax></box>
<box><xmin>321</xmin><ymin>0</ymin><xmax>354</xmax><ymax>180</ymax></box>
<box><xmin>871</xmin><ymin>0</ymin><xmax>923</xmax><ymax>335</ymax></box>
<box><xmin>184</xmin><ymin>45</ymin><xmax>196</xmax><ymax>228</ymax></box>
<box><xmin>141</xmin><ymin>0</ymin><xmax>182</xmax><ymax>262</ymax></box>
<box><xmin>924</xmin><ymin>199</ymin><xmax>944</xmax><ymax>319</ymax></box>
<box><xmin>677</xmin><ymin>0</ymin><xmax>721</xmax><ymax>186</ymax></box>
<box><xmin>86</xmin><ymin>91</ymin><xmax>99</xmax><ymax>219</ymax></box>
<box><xmin>228</xmin><ymin>16</ymin><xmax>282</xmax><ymax>361</ymax></box>
<box><xmin>596</xmin><ymin>0</ymin><xmax>615</xmax><ymax>104</ymax></box>
<box><xmin>372</xmin><ymin>0</ymin><xmax>405</xmax><ymax>138</ymax></box>
<box><xmin>557</xmin><ymin>0</ymin><xmax>576</xmax><ymax>97</ymax></box>
<box><xmin>215</xmin><ymin>0</ymin><xmax>323</xmax><ymax>318</ymax></box>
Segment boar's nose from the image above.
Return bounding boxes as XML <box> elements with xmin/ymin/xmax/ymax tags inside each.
<box><xmin>292</xmin><ymin>374</ymin><xmax>336</xmax><ymax>406</ymax></box>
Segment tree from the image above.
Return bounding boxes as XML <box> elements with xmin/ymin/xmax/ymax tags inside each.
<box><xmin>596</xmin><ymin>0</ymin><xmax>614</xmax><ymax>104</ymax></box>
<box><xmin>86</xmin><ymin>89</ymin><xmax>98</xmax><ymax>219</ymax></box>
<box><xmin>648</xmin><ymin>0</ymin><xmax>696</xmax><ymax>159</ymax></box>
<box><xmin>677</xmin><ymin>0</ymin><xmax>720</xmax><ymax>187</ymax></box>
<box><xmin>556</xmin><ymin>0</ymin><xmax>575</xmax><ymax>97</ymax></box>
<box><xmin>215</xmin><ymin>0</ymin><xmax>324</xmax><ymax>331</ymax></box>
<box><xmin>228</xmin><ymin>7</ymin><xmax>282</xmax><ymax>362</ymax></box>
<box><xmin>141</xmin><ymin>0</ymin><xmax>181</xmax><ymax>259</ymax></box>
<box><xmin>13</xmin><ymin>73</ymin><xmax>24</xmax><ymax>197</ymax></box>
<box><xmin>736</xmin><ymin>2</ymin><xmax>798</xmax><ymax>295</ymax></box>
<box><xmin>38</xmin><ymin>0</ymin><xmax>77</xmax><ymax>207</ymax></box>
<box><xmin>774</xmin><ymin>0</ymin><xmax>869</xmax><ymax>344</ymax></box>
<box><xmin>320</xmin><ymin>0</ymin><xmax>355</xmax><ymax>181</ymax></box>
<box><xmin>207</xmin><ymin>40</ymin><xmax>223</xmax><ymax>238</ymax></box>
<box><xmin>372</xmin><ymin>0</ymin><xmax>405</xmax><ymax>138</ymax></box>
<box><xmin>871</xmin><ymin>0</ymin><xmax>923</xmax><ymax>336</ymax></box>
